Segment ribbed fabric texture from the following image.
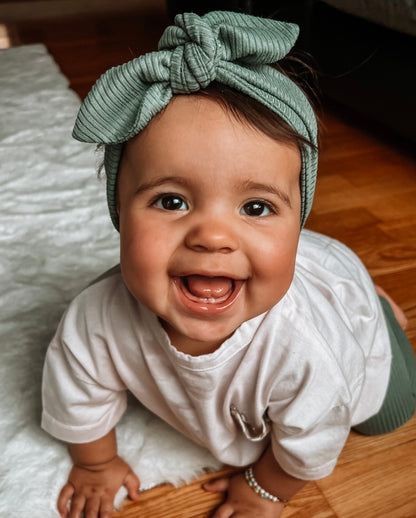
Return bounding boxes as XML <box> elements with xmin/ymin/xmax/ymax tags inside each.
<box><xmin>353</xmin><ymin>297</ymin><xmax>416</xmax><ymax>435</ymax></box>
<box><xmin>72</xmin><ymin>11</ymin><xmax>318</xmax><ymax>230</ymax></box>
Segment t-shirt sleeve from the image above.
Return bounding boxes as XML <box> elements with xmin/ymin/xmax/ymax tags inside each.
<box><xmin>269</xmin><ymin>396</ymin><xmax>351</xmax><ymax>480</ymax></box>
<box><xmin>266</xmin><ymin>332</ymin><xmax>356</xmax><ymax>481</ymax></box>
<box><xmin>297</xmin><ymin>231</ymin><xmax>392</xmax><ymax>424</ymax></box>
<box><xmin>41</xmin><ymin>289</ymin><xmax>127</xmax><ymax>443</ymax></box>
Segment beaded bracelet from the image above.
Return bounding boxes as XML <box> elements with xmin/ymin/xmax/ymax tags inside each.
<box><xmin>244</xmin><ymin>466</ymin><xmax>287</xmax><ymax>503</ymax></box>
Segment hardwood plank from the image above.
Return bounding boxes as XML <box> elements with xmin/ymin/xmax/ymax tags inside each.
<box><xmin>310</xmin><ymin>180</ymin><xmax>416</xmax><ymax>218</ymax></box>
<box><xmin>316</xmin><ymin>440</ymin><xmax>416</xmax><ymax>518</ymax></box>
<box><xmin>114</xmin><ymin>468</ymin><xmax>236</xmax><ymax>518</ymax></box>
<box><xmin>281</xmin><ymin>483</ymin><xmax>336</xmax><ymax>518</ymax></box>
<box><xmin>338</xmin><ymin>416</ymin><xmax>416</xmax><ymax>466</ymax></box>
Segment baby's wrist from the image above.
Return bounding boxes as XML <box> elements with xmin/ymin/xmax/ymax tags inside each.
<box><xmin>69</xmin><ymin>428</ymin><xmax>118</xmax><ymax>468</ymax></box>
<box><xmin>73</xmin><ymin>454</ymin><xmax>120</xmax><ymax>473</ymax></box>
<box><xmin>247</xmin><ymin>445</ymin><xmax>307</xmax><ymax>503</ymax></box>
<box><xmin>244</xmin><ymin>465</ymin><xmax>288</xmax><ymax>504</ymax></box>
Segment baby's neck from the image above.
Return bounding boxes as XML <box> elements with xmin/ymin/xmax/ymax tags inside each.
<box><xmin>175</xmin><ymin>339</ymin><xmax>222</xmax><ymax>357</ymax></box>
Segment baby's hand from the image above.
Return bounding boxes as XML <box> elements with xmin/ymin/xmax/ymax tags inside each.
<box><xmin>57</xmin><ymin>455</ymin><xmax>140</xmax><ymax>518</ymax></box>
<box><xmin>204</xmin><ymin>472</ymin><xmax>284</xmax><ymax>518</ymax></box>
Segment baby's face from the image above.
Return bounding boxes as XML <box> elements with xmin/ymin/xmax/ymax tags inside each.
<box><xmin>117</xmin><ymin>95</ymin><xmax>301</xmax><ymax>355</ymax></box>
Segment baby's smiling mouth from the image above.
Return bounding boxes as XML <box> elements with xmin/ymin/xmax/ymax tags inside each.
<box><xmin>173</xmin><ymin>274</ymin><xmax>244</xmax><ymax>314</ymax></box>
<box><xmin>182</xmin><ymin>275</ymin><xmax>234</xmax><ymax>303</ymax></box>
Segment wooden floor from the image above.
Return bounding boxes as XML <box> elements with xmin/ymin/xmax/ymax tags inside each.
<box><xmin>3</xmin><ymin>1</ymin><xmax>415</xmax><ymax>516</ymax></box>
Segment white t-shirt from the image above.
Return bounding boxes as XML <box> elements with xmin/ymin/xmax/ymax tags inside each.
<box><xmin>42</xmin><ymin>230</ymin><xmax>391</xmax><ymax>480</ymax></box>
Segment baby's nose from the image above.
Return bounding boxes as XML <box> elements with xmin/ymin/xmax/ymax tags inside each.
<box><xmin>185</xmin><ymin>217</ymin><xmax>239</xmax><ymax>253</ymax></box>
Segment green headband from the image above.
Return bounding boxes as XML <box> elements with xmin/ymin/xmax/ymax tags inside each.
<box><xmin>73</xmin><ymin>11</ymin><xmax>318</xmax><ymax>230</ymax></box>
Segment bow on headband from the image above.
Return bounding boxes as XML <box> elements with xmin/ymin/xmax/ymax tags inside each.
<box><xmin>73</xmin><ymin>11</ymin><xmax>318</xmax><ymax>229</ymax></box>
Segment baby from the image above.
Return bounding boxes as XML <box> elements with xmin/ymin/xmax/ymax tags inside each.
<box><xmin>41</xmin><ymin>11</ymin><xmax>416</xmax><ymax>518</ymax></box>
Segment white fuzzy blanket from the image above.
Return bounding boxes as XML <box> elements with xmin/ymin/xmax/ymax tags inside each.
<box><xmin>0</xmin><ymin>44</ymin><xmax>220</xmax><ymax>517</ymax></box>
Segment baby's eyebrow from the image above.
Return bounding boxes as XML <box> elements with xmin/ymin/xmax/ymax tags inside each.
<box><xmin>238</xmin><ymin>180</ymin><xmax>292</xmax><ymax>208</ymax></box>
<box><xmin>134</xmin><ymin>176</ymin><xmax>188</xmax><ymax>194</ymax></box>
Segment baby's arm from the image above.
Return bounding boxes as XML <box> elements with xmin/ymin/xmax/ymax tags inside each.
<box><xmin>204</xmin><ymin>444</ymin><xmax>306</xmax><ymax>518</ymax></box>
<box><xmin>57</xmin><ymin>428</ymin><xmax>140</xmax><ymax>518</ymax></box>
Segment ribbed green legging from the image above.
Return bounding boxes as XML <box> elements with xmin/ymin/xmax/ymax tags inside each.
<box><xmin>353</xmin><ymin>297</ymin><xmax>416</xmax><ymax>435</ymax></box>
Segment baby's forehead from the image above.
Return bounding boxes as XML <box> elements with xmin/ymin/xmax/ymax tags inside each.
<box><xmin>125</xmin><ymin>91</ymin><xmax>303</xmax><ymax>155</ymax></box>
<box><xmin>122</xmin><ymin>94</ymin><xmax>300</xmax><ymax>164</ymax></box>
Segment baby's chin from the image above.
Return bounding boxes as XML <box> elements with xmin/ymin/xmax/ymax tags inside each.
<box><xmin>159</xmin><ymin>317</ymin><xmax>238</xmax><ymax>356</ymax></box>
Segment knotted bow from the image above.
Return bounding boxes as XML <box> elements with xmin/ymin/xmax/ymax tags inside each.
<box><xmin>73</xmin><ymin>11</ymin><xmax>318</xmax><ymax>229</ymax></box>
<box><xmin>162</xmin><ymin>13</ymin><xmax>221</xmax><ymax>92</ymax></box>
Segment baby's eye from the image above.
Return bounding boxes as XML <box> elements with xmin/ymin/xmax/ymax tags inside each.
<box><xmin>240</xmin><ymin>200</ymin><xmax>274</xmax><ymax>217</ymax></box>
<box><xmin>154</xmin><ymin>194</ymin><xmax>188</xmax><ymax>211</ymax></box>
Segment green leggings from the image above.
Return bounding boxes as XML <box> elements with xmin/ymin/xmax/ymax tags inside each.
<box><xmin>353</xmin><ymin>297</ymin><xmax>416</xmax><ymax>435</ymax></box>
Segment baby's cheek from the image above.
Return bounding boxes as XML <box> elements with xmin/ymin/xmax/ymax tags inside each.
<box><xmin>259</xmin><ymin>245</ymin><xmax>297</xmax><ymax>277</ymax></box>
<box><xmin>253</xmin><ymin>251</ymin><xmax>296</xmax><ymax>302</ymax></box>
